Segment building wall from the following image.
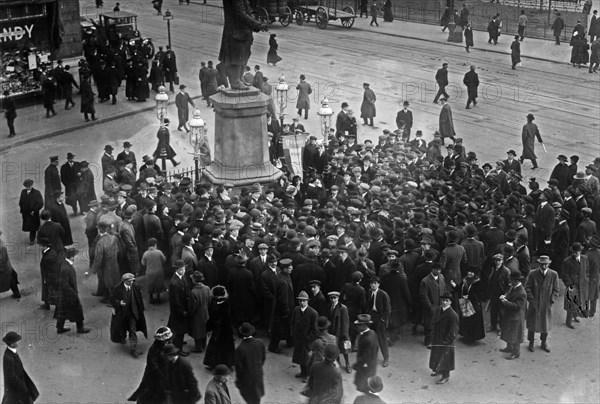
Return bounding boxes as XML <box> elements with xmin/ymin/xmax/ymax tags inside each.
<box><xmin>57</xmin><ymin>0</ymin><xmax>82</xmax><ymax>58</ymax></box>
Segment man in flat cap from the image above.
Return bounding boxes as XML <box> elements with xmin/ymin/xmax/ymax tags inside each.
<box><xmin>2</xmin><ymin>331</ymin><xmax>39</xmax><ymax>403</ymax></box>
<box><xmin>19</xmin><ymin>179</ymin><xmax>44</xmax><ymax>245</ymax></box>
<box><xmin>360</xmin><ymin>83</ymin><xmax>376</xmax><ymax>127</ymax></box>
<box><xmin>291</xmin><ymin>290</ymin><xmax>318</xmax><ymax>381</ymax></box>
<box><xmin>488</xmin><ymin>253</ymin><xmax>511</xmax><ymax>333</ymax></box>
<box><xmin>44</xmin><ymin>155</ymin><xmax>61</xmax><ymax>207</ymax></box>
<box><xmin>110</xmin><ymin>273</ymin><xmax>147</xmax><ymax>357</ymax></box>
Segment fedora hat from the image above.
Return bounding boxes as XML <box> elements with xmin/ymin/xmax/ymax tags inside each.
<box><xmin>570</xmin><ymin>242</ymin><xmax>584</xmax><ymax>252</ymax></box>
<box><xmin>537</xmin><ymin>255</ymin><xmax>552</xmax><ymax>264</ymax></box>
<box><xmin>589</xmin><ymin>234</ymin><xmax>600</xmax><ymax>248</ymax></box>
<box><xmin>324</xmin><ymin>344</ymin><xmax>339</xmax><ymax>361</ymax></box>
<box><xmin>317</xmin><ymin>316</ymin><xmax>331</xmax><ymax>330</ymax></box>
<box><xmin>2</xmin><ymin>331</ymin><xmax>21</xmax><ymax>345</ymax></box>
<box><xmin>573</xmin><ymin>171</ymin><xmax>586</xmax><ymax>180</ymax></box>
<box><xmin>238</xmin><ymin>322</ymin><xmax>255</xmax><ymax>337</ymax></box>
<box><xmin>441</xmin><ymin>292</ymin><xmax>453</xmax><ymax>301</ymax></box>
<box><xmin>213</xmin><ymin>364</ymin><xmax>231</xmax><ymax>376</ymax></box>
<box><xmin>367</xmin><ymin>375</ymin><xmax>384</xmax><ymax>393</ymax></box>
<box><xmin>297</xmin><ymin>291</ymin><xmax>309</xmax><ymax>300</ymax></box>
<box><xmin>354</xmin><ymin>314</ymin><xmax>373</xmax><ymax>324</ymax></box>
<box><xmin>510</xmin><ymin>269</ymin><xmax>523</xmax><ymax>280</ymax></box>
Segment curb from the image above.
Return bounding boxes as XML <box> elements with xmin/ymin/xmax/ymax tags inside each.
<box><xmin>0</xmin><ymin>95</ymin><xmax>205</xmax><ymax>154</ymax></box>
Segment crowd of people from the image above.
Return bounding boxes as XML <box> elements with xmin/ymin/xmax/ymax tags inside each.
<box><xmin>2</xmin><ymin>71</ymin><xmax>600</xmax><ymax>400</ymax></box>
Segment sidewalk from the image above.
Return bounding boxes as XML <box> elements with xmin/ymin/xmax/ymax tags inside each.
<box><xmin>0</xmin><ymin>3</ymin><xmax>592</xmax><ymax>153</ymax></box>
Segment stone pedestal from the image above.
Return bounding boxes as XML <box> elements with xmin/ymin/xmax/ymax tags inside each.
<box><xmin>203</xmin><ymin>88</ymin><xmax>283</xmax><ymax>186</ymax></box>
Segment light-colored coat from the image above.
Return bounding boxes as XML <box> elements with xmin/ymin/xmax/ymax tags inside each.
<box><xmin>525</xmin><ymin>268</ymin><xmax>559</xmax><ymax>333</ymax></box>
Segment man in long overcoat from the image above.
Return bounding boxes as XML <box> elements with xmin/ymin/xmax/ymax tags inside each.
<box><xmin>550</xmin><ymin>209</ymin><xmax>570</xmax><ymax>275</ymax></box>
<box><xmin>525</xmin><ymin>255</ymin><xmax>559</xmax><ymax>353</ymax></box>
<box><xmin>175</xmin><ymin>84</ymin><xmax>195</xmax><ymax>132</ymax></box>
<box><xmin>438</xmin><ymin>98</ymin><xmax>455</xmax><ymax>144</ymax></box>
<box><xmin>168</xmin><ymin>260</ymin><xmax>191</xmax><ymax>355</ymax></box>
<box><xmin>352</xmin><ymin>314</ymin><xmax>379</xmax><ymax>393</ymax></box>
<box><xmin>585</xmin><ymin>235</ymin><xmax>600</xmax><ymax>318</ymax></box>
<box><xmin>110</xmin><ymin>273</ymin><xmax>148</xmax><ymax>357</ymax></box>
<box><xmin>48</xmin><ymin>191</ymin><xmax>73</xmax><ymax>247</ymax></box>
<box><xmin>428</xmin><ymin>292</ymin><xmax>458</xmax><ymax>384</ymax></box>
<box><xmin>462</xmin><ymin>65</ymin><xmax>479</xmax><ymax>109</ymax></box>
<box><xmin>520</xmin><ymin>113</ymin><xmax>543</xmax><ymax>169</ymax></box>
<box><xmin>76</xmin><ymin>161</ymin><xmax>96</xmax><ymax>213</ymax></box>
<box><xmin>562</xmin><ymin>242</ymin><xmax>590</xmax><ymax>327</ymax></box>
<box><xmin>39</xmin><ymin>237</ymin><xmax>60</xmax><ymax>309</ymax></box>
<box><xmin>291</xmin><ymin>291</ymin><xmax>318</xmax><ymax>379</ymax></box>
<box><xmin>296</xmin><ymin>74</ymin><xmax>312</xmax><ymax>120</ymax></box>
<box><xmin>304</xmin><ymin>344</ymin><xmax>344</xmax><ymax>404</ymax></box>
<box><xmin>120</xmin><ymin>208</ymin><xmax>141</xmax><ymax>276</ymax></box>
<box><xmin>0</xmin><ymin>232</ymin><xmax>21</xmax><ymax>298</ymax></box>
<box><xmin>360</xmin><ymin>83</ymin><xmax>376</xmax><ymax>126</ymax></box>
<box><xmin>499</xmin><ymin>270</ymin><xmax>527</xmax><ymax>359</ymax></box>
<box><xmin>91</xmin><ymin>223</ymin><xmax>121</xmax><ymax>302</ymax></box>
<box><xmin>326</xmin><ymin>291</ymin><xmax>351</xmax><ymax>372</ymax></box>
<box><xmin>269</xmin><ymin>258</ymin><xmax>294</xmax><ymax>353</ymax></box>
<box><xmin>44</xmin><ymin>156</ymin><xmax>61</xmax><ymax>206</ymax></box>
<box><xmin>54</xmin><ymin>250</ymin><xmax>90</xmax><ymax>334</ymax></box>
<box><xmin>60</xmin><ymin>152</ymin><xmax>80</xmax><ymax>214</ymax></box>
<box><xmin>162</xmin><ymin>344</ymin><xmax>201</xmax><ymax>403</ymax></box>
<box><xmin>37</xmin><ymin>210</ymin><xmax>64</xmax><ymax>252</ymax></box>
<box><xmin>19</xmin><ymin>179</ymin><xmax>44</xmax><ymax>245</ymax></box>
<box><xmin>234</xmin><ymin>322</ymin><xmax>266</xmax><ymax>404</ymax></box>
<box><xmin>218</xmin><ymin>0</ymin><xmax>268</xmax><ymax>89</ymax></box>
<box><xmin>419</xmin><ymin>263</ymin><xmax>447</xmax><ymax>346</ymax></box>
<box><xmin>2</xmin><ymin>331</ymin><xmax>39</xmax><ymax>404</ymax></box>
<box><xmin>228</xmin><ymin>255</ymin><xmax>256</xmax><ymax>329</ymax></box>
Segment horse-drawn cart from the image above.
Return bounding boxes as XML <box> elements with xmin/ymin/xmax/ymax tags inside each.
<box><xmin>253</xmin><ymin>0</ymin><xmax>294</xmax><ymax>27</ymax></box>
<box><xmin>294</xmin><ymin>0</ymin><xmax>356</xmax><ymax>29</ymax></box>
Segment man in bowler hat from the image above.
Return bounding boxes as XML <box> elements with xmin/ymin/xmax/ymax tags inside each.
<box><xmin>428</xmin><ymin>292</ymin><xmax>458</xmax><ymax>384</ymax></box>
<box><xmin>352</xmin><ymin>314</ymin><xmax>379</xmax><ymax>393</ymax></box>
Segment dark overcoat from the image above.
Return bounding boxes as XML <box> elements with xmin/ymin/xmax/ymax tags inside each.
<box><xmin>296</xmin><ymin>81</ymin><xmax>312</xmax><ymax>110</ymax></box>
<box><xmin>511</xmin><ymin>40</ymin><xmax>521</xmax><ymax>65</ymax></box>
<box><xmin>227</xmin><ymin>264</ymin><xmax>256</xmax><ymax>325</ymax></box>
<box><xmin>419</xmin><ymin>273</ymin><xmax>447</xmax><ymax>330</ymax></box>
<box><xmin>49</xmin><ymin>202</ymin><xmax>73</xmax><ymax>246</ymax></box>
<box><xmin>463</xmin><ymin>70</ymin><xmax>479</xmax><ymax>99</ymax></box>
<box><xmin>166</xmin><ymin>357</ymin><xmax>202</xmax><ymax>404</ymax></box>
<box><xmin>438</xmin><ymin>104</ymin><xmax>455</xmax><ymax>139</ymax></box>
<box><xmin>341</xmin><ymin>282</ymin><xmax>366</xmax><ymax>322</ymax></box>
<box><xmin>500</xmin><ymin>283</ymin><xmax>527</xmax><ymax>344</ymax></box>
<box><xmin>429</xmin><ymin>306</ymin><xmax>458</xmax><ymax>372</ymax></box>
<box><xmin>521</xmin><ymin>122</ymin><xmax>542</xmax><ymax>160</ymax></box>
<box><xmin>0</xmin><ymin>239</ymin><xmax>18</xmax><ymax>294</ymax></box>
<box><xmin>2</xmin><ymin>348</ymin><xmax>39</xmax><ymax>404</ymax></box>
<box><xmin>464</xmin><ymin>26</ymin><xmax>474</xmax><ymax>46</ymax></box>
<box><xmin>128</xmin><ymin>340</ymin><xmax>169</xmax><ymax>404</ymax></box>
<box><xmin>291</xmin><ymin>305</ymin><xmax>318</xmax><ymax>366</ymax></box>
<box><xmin>327</xmin><ymin>302</ymin><xmax>350</xmax><ymax>352</ymax></box>
<box><xmin>168</xmin><ymin>274</ymin><xmax>190</xmax><ymax>335</ymax></box>
<box><xmin>586</xmin><ymin>248</ymin><xmax>600</xmax><ymax>301</ymax></box>
<box><xmin>562</xmin><ymin>255</ymin><xmax>590</xmax><ymax>314</ymax></box>
<box><xmin>44</xmin><ymin>164</ymin><xmax>61</xmax><ymax>203</ymax></box>
<box><xmin>353</xmin><ymin>329</ymin><xmax>378</xmax><ymax>393</ymax></box>
<box><xmin>40</xmin><ymin>247</ymin><xmax>60</xmax><ymax>304</ymax></box>
<box><xmin>60</xmin><ymin>162</ymin><xmax>80</xmax><ymax>206</ymax></box>
<box><xmin>37</xmin><ymin>220</ymin><xmax>65</xmax><ymax>252</ymax></box>
<box><xmin>381</xmin><ymin>270</ymin><xmax>412</xmax><ymax>326</ymax></box>
<box><xmin>92</xmin><ymin>233</ymin><xmax>121</xmax><ymax>291</ymax></box>
<box><xmin>525</xmin><ymin>268</ymin><xmax>559</xmax><ymax>333</ymax></box>
<box><xmin>189</xmin><ymin>283</ymin><xmax>211</xmax><ymax>339</ymax></box>
<box><xmin>110</xmin><ymin>281</ymin><xmax>148</xmax><ymax>339</ymax></box>
<box><xmin>305</xmin><ymin>360</ymin><xmax>343</xmax><ymax>404</ymax></box>
<box><xmin>204</xmin><ymin>299</ymin><xmax>236</xmax><ymax>368</ymax></box>
<box><xmin>80</xmin><ymin>79</ymin><xmax>96</xmax><ymax>114</ymax></box>
<box><xmin>53</xmin><ymin>255</ymin><xmax>84</xmax><ymax>323</ymax></box>
<box><xmin>19</xmin><ymin>188</ymin><xmax>43</xmax><ymax>232</ymax></box>
<box><xmin>550</xmin><ymin>221</ymin><xmax>570</xmax><ymax>273</ymax></box>
<box><xmin>360</xmin><ymin>88</ymin><xmax>377</xmax><ymax>119</ymax></box>
<box><xmin>234</xmin><ymin>337</ymin><xmax>266</xmax><ymax>403</ymax></box>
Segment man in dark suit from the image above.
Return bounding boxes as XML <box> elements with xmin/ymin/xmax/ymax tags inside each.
<box><xmin>204</xmin><ymin>365</ymin><xmax>232</xmax><ymax>404</ymax></box>
<box><xmin>550</xmin><ymin>210</ymin><xmax>570</xmax><ymax>277</ymax></box>
<box><xmin>503</xmin><ymin>149</ymin><xmax>522</xmax><ymax>176</ymax></box>
<box><xmin>54</xmin><ymin>249</ymin><xmax>90</xmax><ymax>334</ymax></box>
<box><xmin>44</xmin><ymin>155</ymin><xmax>61</xmax><ymax>206</ymax></box>
<box><xmin>39</xmin><ymin>237</ymin><xmax>60</xmax><ymax>310</ymax></box>
<box><xmin>410</xmin><ymin>130</ymin><xmax>428</xmax><ymax>154</ymax></box>
<box><xmin>116</xmin><ymin>141</ymin><xmax>137</xmax><ymax>175</ymax></box>
<box><xmin>19</xmin><ymin>179</ymin><xmax>44</xmax><ymax>245</ymax></box>
<box><xmin>168</xmin><ymin>260</ymin><xmax>190</xmax><ymax>356</ymax></box>
<box><xmin>366</xmin><ymin>277</ymin><xmax>391</xmax><ymax>367</ymax></box>
<box><xmin>432</xmin><ymin>63</ymin><xmax>449</xmax><ymax>103</ymax></box>
<box><xmin>340</xmin><ymin>271</ymin><xmax>366</xmax><ymax>351</ymax></box>
<box><xmin>419</xmin><ymin>263</ymin><xmax>447</xmax><ymax>346</ymax></box>
<box><xmin>60</xmin><ymin>152</ymin><xmax>81</xmax><ymax>214</ymax></box>
<box><xmin>562</xmin><ymin>242</ymin><xmax>590</xmax><ymax>328</ymax></box>
<box><xmin>234</xmin><ymin>322</ymin><xmax>266</xmax><ymax>404</ymax></box>
<box><xmin>335</xmin><ymin>102</ymin><xmax>351</xmax><ymax>136</ymax></box>
<box><xmin>110</xmin><ymin>273</ymin><xmax>147</xmax><ymax>357</ymax></box>
<box><xmin>101</xmin><ymin>144</ymin><xmax>116</xmax><ymax>180</ymax></box>
<box><xmin>175</xmin><ymin>84</ymin><xmax>195</xmax><ymax>132</ymax></box>
<box><xmin>352</xmin><ymin>314</ymin><xmax>379</xmax><ymax>393</ymax></box>
<box><xmin>534</xmin><ymin>189</ymin><xmax>556</xmax><ymax>255</ymax></box>
<box><xmin>305</xmin><ymin>344</ymin><xmax>344</xmax><ymax>403</ymax></box>
<box><xmin>37</xmin><ymin>209</ymin><xmax>65</xmax><ymax>252</ymax></box>
<box><xmin>48</xmin><ymin>191</ymin><xmax>73</xmax><ymax>247</ymax></box>
<box><xmin>2</xmin><ymin>331</ymin><xmax>39</xmax><ymax>404</ymax></box>
<box><xmin>499</xmin><ymin>270</ymin><xmax>527</xmax><ymax>359</ymax></box>
<box><xmin>162</xmin><ymin>344</ymin><xmax>201</xmax><ymax>403</ymax></box>
<box><xmin>269</xmin><ymin>258</ymin><xmax>294</xmax><ymax>353</ymax></box>
<box><xmin>291</xmin><ymin>291</ymin><xmax>318</xmax><ymax>380</ymax></box>
<box><xmin>395</xmin><ymin>100</ymin><xmax>413</xmax><ymax>142</ymax></box>
<box><xmin>428</xmin><ymin>292</ymin><xmax>459</xmax><ymax>384</ymax></box>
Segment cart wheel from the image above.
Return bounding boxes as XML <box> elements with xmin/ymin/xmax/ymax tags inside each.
<box><xmin>295</xmin><ymin>10</ymin><xmax>304</xmax><ymax>25</ymax></box>
<box><xmin>257</xmin><ymin>7</ymin><xmax>269</xmax><ymax>25</ymax></box>
<box><xmin>341</xmin><ymin>6</ymin><xmax>355</xmax><ymax>28</ymax></box>
<box><xmin>316</xmin><ymin>7</ymin><xmax>328</xmax><ymax>29</ymax></box>
<box><xmin>280</xmin><ymin>6</ymin><xmax>292</xmax><ymax>26</ymax></box>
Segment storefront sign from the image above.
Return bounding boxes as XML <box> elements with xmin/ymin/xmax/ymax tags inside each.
<box><xmin>0</xmin><ymin>17</ymin><xmax>48</xmax><ymax>46</ymax></box>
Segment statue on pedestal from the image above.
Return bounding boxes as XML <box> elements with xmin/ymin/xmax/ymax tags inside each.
<box><xmin>218</xmin><ymin>0</ymin><xmax>269</xmax><ymax>90</ymax></box>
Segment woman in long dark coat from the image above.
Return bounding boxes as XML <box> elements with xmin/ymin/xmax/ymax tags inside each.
<box><xmin>383</xmin><ymin>0</ymin><xmax>393</xmax><ymax>22</ymax></box>
<box><xmin>148</xmin><ymin>59</ymin><xmax>164</xmax><ymax>92</ymax></box>
<box><xmin>440</xmin><ymin>6</ymin><xmax>451</xmax><ymax>31</ymax></box>
<box><xmin>458</xmin><ymin>267</ymin><xmax>485</xmax><ymax>342</ymax></box>
<box><xmin>80</xmin><ymin>75</ymin><xmax>96</xmax><ymax>122</ymax></box>
<box><xmin>188</xmin><ymin>272</ymin><xmax>211</xmax><ymax>352</ymax></box>
<box><xmin>203</xmin><ymin>285</ymin><xmax>235</xmax><ymax>369</ymax></box>
<box><xmin>267</xmin><ymin>34</ymin><xmax>283</xmax><ymax>66</ymax></box>
<box><xmin>510</xmin><ymin>35</ymin><xmax>521</xmax><ymax>70</ymax></box>
<box><xmin>135</xmin><ymin>62</ymin><xmax>150</xmax><ymax>101</ymax></box>
<box><xmin>570</xmin><ymin>34</ymin><xmax>589</xmax><ymax>67</ymax></box>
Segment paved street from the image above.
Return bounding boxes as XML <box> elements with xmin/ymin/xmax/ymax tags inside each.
<box><xmin>1</xmin><ymin>1</ymin><xmax>599</xmax><ymax>403</ymax></box>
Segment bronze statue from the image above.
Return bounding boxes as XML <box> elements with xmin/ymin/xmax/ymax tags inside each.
<box><xmin>218</xmin><ymin>0</ymin><xmax>268</xmax><ymax>90</ymax></box>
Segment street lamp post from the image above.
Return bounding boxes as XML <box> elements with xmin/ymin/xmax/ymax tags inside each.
<box><xmin>317</xmin><ymin>99</ymin><xmax>333</xmax><ymax>144</ymax></box>
<box><xmin>188</xmin><ymin>109</ymin><xmax>207</xmax><ymax>184</ymax></box>
<box><xmin>275</xmin><ymin>75</ymin><xmax>289</xmax><ymax>128</ymax></box>
<box><xmin>163</xmin><ymin>9</ymin><xmax>174</xmax><ymax>49</ymax></box>
<box><xmin>155</xmin><ymin>85</ymin><xmax>170</xmax><ymax>172</ymax></box>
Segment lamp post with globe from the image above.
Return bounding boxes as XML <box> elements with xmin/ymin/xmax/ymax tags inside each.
<box><xmin>317</xmin><ymin>98</ymin><xmax>333</xmax><ymax>144</ymax></box>
<box><xmin>155</xmin><ymin>85</ymin><xmax>169</xmax><ymax>172</ymax></box>
<box><xmin>188</xmin><ymin>109</ymin><xmax>208</xmax><ymax>184</ymax></box>
<box><xmin>275</xmin><ymin>75</ymin><xmax>289</xmax><ymax>128</ymax></box>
